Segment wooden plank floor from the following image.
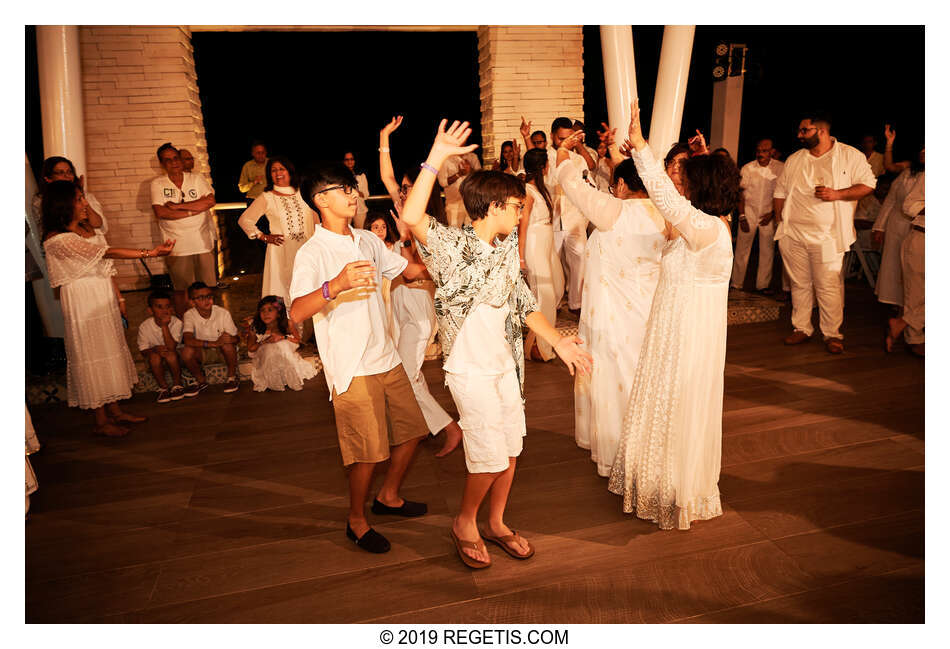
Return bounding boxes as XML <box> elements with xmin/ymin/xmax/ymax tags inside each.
<box><xmin>25</xmin><ymin>286</ymin><xmax>924</xmax><ymax>623</ymax></box>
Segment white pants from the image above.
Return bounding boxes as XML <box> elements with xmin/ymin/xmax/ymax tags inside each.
<box><xmin>778</xmin><ymin>236</ymin><xmax>845</xmax><ymax>339</ymax></box>
<box><xmin>446</xmin><ymin>370</ymin><xmax>525</xmax><ymax>474</ymax></box>
<box><xmin>561</xmin><ymin>228</ymin><xmax>587</xmax><ymax>310</ymax></box>
<box><xmin>901</xmin><ymin>230</ymin><xmax>925</xmax><ymax>344</ymax></box>
<box><xmin>731</xmin><ymin>220</ymin><xmax>775</xmax><ymax>289</ymax></box>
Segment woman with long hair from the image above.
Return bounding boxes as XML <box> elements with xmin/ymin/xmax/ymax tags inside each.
<box><xmin>603</xmin><ymin>100</ymin><xmax>738</xmax><ymax>530</ymax></box>
<box><xmin>343</xmin><ymin>151</ymin><xmax>371</xmax><ymax>228</ymax></box>
<box><xmin>495</xmin><ymin>140</ymin><xmax>523</xmax><ymax>179</ymax></box>
<box><xmin>519</xmin><ymin>148</ymin><xmax>565</xmax><ymax>361</ymax></box>
<box><xmin>42</xmin><ymin>181</ymin><xmax>174</xmax><ymax>436</ymax></box>
<box><xmin>238</xmin><ymin>155</ymin><xmax>318</xmax><ymax>332</ymax></box>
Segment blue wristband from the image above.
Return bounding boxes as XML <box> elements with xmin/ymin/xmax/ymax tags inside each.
<box><xmin>420</xmin><ymin>162</ymin><xmax>439</xmax><ymax>176</ymax></box>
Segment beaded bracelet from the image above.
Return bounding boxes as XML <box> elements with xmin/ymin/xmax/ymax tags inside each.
<box><xmin>420</xmin><ymin>162</ymin><xmax>439</xmax><ymax>176</ymax></box>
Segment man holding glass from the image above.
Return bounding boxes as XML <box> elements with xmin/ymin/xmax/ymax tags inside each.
<box><xmin>772</xmin><ymin>112</ymin><xmax>876</xmax><ymax>354</ymax></box>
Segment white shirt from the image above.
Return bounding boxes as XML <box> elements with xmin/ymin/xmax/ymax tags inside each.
<box><xmin>445</xmin><ymin>301</ymin><xmax>515</xmax><ymax>376</ymax></box>
<box><xmin>137</xmin><ymin>316</ymin><xmax>184</xmax><ymax>351</ymax></box>
<box><xmin>546</xmin><ymin>148</ymin><xmax>588</xmax><ymax>233</ymax></box>
<box><xmin>289</xmin><ymin>225</ymin><xmax>408</xmax><ymax>399</ymax></box>
<box><xmin>774</xmin><ymin>139</ymin><xmax>876</xmax><ymax>253</ymax></box>
<box><xmin>150</xmin><ymin>172</ymin><xmax>216</xmax><ymax>256</ymax></box>
<box><xmin>436</xmin><ymin>153</ymin><xmax>482</xmax><ymax>188</ymax></box>
<box><xmin>182</xmin><ymin>305</ymin><xmax>238</xmax><ymax>342</ymax></box>
<box><xmin>740</xmin><ymin>159</ymin><xmax>785</xmax><ymax>219</ymax></box>
<box><xmin>354</xmin><ymin>172</ymin><xmax>369</xmax><ymax>216</ymax></box>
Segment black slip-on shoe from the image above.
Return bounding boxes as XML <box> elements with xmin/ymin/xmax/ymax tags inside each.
<box><xmin>371</xmin><ymin>498</ymin><xmax>428</xmax><ymax>517</ymax></box>
<box><xmin>345</xmin><ymin>523</ymin><xmax>391</xmax><ymax>553</ymax></box>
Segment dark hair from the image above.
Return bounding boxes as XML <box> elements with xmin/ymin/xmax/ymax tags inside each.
<box><xmin>804</xmin><ymin>111</ymin><xmax>832</xmax><ymax>131</ymax></box>
<box><xmin>755</xmin><ymin>137</ymin><xmax>774</xmax><ymax>148</ymax></box>
<box><xmin>299</xmin><ymin>162</ymin><xmax>357</xmax><ymax>213</ymax></box>
<box><xmin>680</xmin><ymin>154</ymin><xmax>741</xmax><ymax>216</ymax></box>
<box><xmin>712</xmin><ymin>147</ymin><xmax>733</xmax><ymax>162</ymax></box>
<box><xmin>399</xmin><ymin>168</ymin><xmax>447</xmax><ymax>225</ymax></box>
<box><xmin>342</xmin><ymin>151</ymin><xmax>362</xmax><ymax>175</ymax></box>
<box><xmin>363</xmin><ymin>210</ymin><xmax>400</xmax><ymax>245</ymax></box>
<box><xmin>459</xmin><ymin>170</ymin><xmax>526</xmax><ymax>222</ymax></box>
<box><xmin>664</xmin><ymin>143</ymin><xmax>691</xmax><ymax>169</ymax></box>
<box><xmin>531</xmin><ymin>130</ymin><xmax>546</xmax><ymax>141</ymax></box>
<box><xmin>38</xmin><ymin>156</ymin><xmax>77</xmax><ymax>194</ymax></box>
<box><xmin>572</xmin><ymin>120</ymin><xmax>585</xmax><ymax>130</ymax></box>
<box><xmin>250</xmin><ymin>140</ymin><xmax>267</xmax><ymax>151</ymax></box>
<box><xmin>498</xmin><ymin>140</ymin><xmax>515</xmax><ymax>171</ymax></box>
<box><xmin>187</xmin><ymin>281</ymin><xmax>212</xmax><ymax>299</ymax></box>
<box><xmin>523</xmin><ymin>149</ymin><xmax>553</xmax><ymax>214</ymax></box>
<box><xmin>264</xmin><ymin>155</ymin><xmax>299</xmax><ymax>192</ymax></box>
<box><xmin>612</xmin><ymin>159</ymin><xmax>646</xmax><ymax>194</ymax></box>
<box><xmin>40</xmin><ymin>180</ymin><xmax>81</xmax><ymax>237</ymax></box>
<box><xmin>253</xmin><ymin>295</ymin><xmax>289</xmax><ymax>336</ymax></box>
<box><xmin>910</xmin><ymin>147</ymin><xmax>925</xmax><ymax>176</ymax></box>
<box><xmin>551</xmin><ymin>117</ymin><xmax>573</xmax><ymax>133</ymax></box>
<box><xmin>147</xmin><ymin>290</ymin><xmax>172</xmax><ymax>308</ymax></box>
<box><xmin>156</xmin><ymin>142</ymin><xmax>177</xmax><ymax>162</ymax></box>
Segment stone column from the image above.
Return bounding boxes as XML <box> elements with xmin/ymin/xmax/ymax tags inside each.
<box><xmin>36</xmin><ymin>26</ymin><xmax>88</xmax><ymax>175</ymax></box>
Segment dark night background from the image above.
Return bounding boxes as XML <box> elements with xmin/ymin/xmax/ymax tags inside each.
<box><xmin>27</xmin><ymin>25</ymin><xmax>924</xmax><ymax>202</ymax></box>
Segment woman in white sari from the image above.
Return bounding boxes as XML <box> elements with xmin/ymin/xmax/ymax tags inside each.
<box><xmin>553</xmin><ymin>148</ymin><xmax>665</xmax><ymax>477</ymax></box>
<box><xmin>604</xmin><ymin>102</ymin><xmax>737</xmax><ymax>530</ymax></box>
<box><xmin>518</xmin><ymin>149</ymin><xmax>565</xmax><ymax>361</ymax></box>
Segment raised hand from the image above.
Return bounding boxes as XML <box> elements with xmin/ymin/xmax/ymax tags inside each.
<box><xmin>598</xmin><ymin>122</ymin><xmax>617</xmax><ymax>147</ymax></box>
<box><xmin>520</xmin><ymin>115</ymin><xmax>532</xmax><ymax>140</ymax></box>
<box><xmin>884</xmin><ymin>123</ymin><xmax>896</xmax><ymax>145</ymax></box>
<box><xmin>688</xmin><ymin>129</ymin><xmax>708</xmax><ymax>155</ymax></box>
<box><xmin>152</xmin><ymin>239</ymin><xmax>176</xmax><ymax>256</ymax></box>
<box><xmin>512</xmin><ymin>138</ymin><xmax>521</xmax><ymax>161</ymax></box>
<box><xmin>619</xmin><ymin>139</ymin><xmax>634</xmax><ymax>158</ymax></box>
<box><xmin>381</xmin><ymin>115</ymin><xmax>404</xmax><ymax>139</ymax></box>
<box><xmin>428</xmin><ymin>119</ymin><xmax>479</xmax><ymax>167</ymax></box>
<box><xmin>627</xmin><ymin>99</ymin><xmax>646</xmax><ymax>151</ymax></box>
<box><xmin>559</xmin><ymin>130</ymin><xmax>585</xmax><ymax>152</ymax></box>
<box><xmin>390</xmin><ymin>209</ymin><xmax>411</xmax><ymax>241</ymax></box>
<box><xmin>554</xmin><ymin>335</ymin><xmax>593</xmax><ymax>377</ymax></box>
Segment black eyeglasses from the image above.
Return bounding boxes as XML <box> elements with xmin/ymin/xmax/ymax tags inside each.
<box><xmin>316</xmin><ymin>184</ymin><xmax>355</xmax><ymax>196</ymax></box>
<box><xmin>798</xmin><ymin>126</ymin><xmax>818</xmax><ymax>135</ymax></box>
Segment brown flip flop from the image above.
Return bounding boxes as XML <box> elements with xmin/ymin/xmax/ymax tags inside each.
<box><xmin>450</xmin><ymin>528</ymin><xmax>491</xmax><ymax>569</ymax></box>
<box><xmin>482</xmin><ymin>529</ymin><xmax>535</xmax><ymax>560</ymax></box>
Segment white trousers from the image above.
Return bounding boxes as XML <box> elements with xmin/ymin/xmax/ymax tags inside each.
<box><xmin>731</xmin><ymin>221</ymin><xmax>776</xmax><ymax>289</ymax></box>
<box><xmin>561</xmin><ymin>229</ymin><xmax>586</xmax><ymax>309</ymax></box>
<box><xmin>901</xmin><ymin>230</ymin><xmax>925</xmax><ymax>344</ymax></box>
<box><xmin>778</xmin><ymin>236</ymin><xmax>845</xmax><ymax>339</ymax></box>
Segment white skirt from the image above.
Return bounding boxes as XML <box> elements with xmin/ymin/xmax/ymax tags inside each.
<box><xmin>249</xmin><ymin>339</ymin><xmax>318</xmax><ymax>392</ymax></box>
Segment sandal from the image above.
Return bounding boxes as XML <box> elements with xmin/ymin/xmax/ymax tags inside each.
<box><xmin>483</xmin><ymin>529</ymin><xmax>535</xmax><ymax>560</ymax></box>
<box><xmin>450</xmin><ymin>528</ymin><xmax>490</xmax><ymax>569</ymax></box>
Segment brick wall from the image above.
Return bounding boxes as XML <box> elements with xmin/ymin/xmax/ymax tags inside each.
<box><xmin>79</xmin><ymin>26</ymin><xmax>216</xmax><ymax>289</ymax></box>
<box><xmin>477</xmin><ymin>26</ymin><xmax>584</xmax><ymax>166</ymax></box>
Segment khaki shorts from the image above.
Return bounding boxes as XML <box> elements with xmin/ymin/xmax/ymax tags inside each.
<box><xmin>167</xmin><ymin>252</ymin><xmax>216</xmax><ymax>291</ymax></box>
<box><xmin>331</xmin><ymin>365</ymin><xmax>427</xmax><ymax>466</ymax></box>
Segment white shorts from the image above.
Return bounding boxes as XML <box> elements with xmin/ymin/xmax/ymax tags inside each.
<box><xmin>446</xmin><ymin>369</ymin><xmax>526</xmax><ymax>474</ymax></box>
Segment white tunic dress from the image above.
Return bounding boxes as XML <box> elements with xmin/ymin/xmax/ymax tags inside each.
<box><xmin>523</xmin><ymin>183</ymin><xmax>566</xmax><ymax>360</ymax></box>
<box><xmin>43</xmin><ymin>233</ymin><xmax>138</xmax><ymax>410</ymax></box>
<box><xmin>608</xmin><ymin>145</ymin><xmax>733</xmax><ymax>530</ymax></box>
<box><xmin>249</xmin><ymin>334</ymin><xmax>318</xmax><ymax>392</ymax></box>
<box><xmin>238</xmin><ymin>189</ymin><xmax>317</xmax><ymax>305</ymax></box>
<box><xmin>873</xmin><ymin>169</ymin><xmax>923</xmax><ymax>306</ymax></box>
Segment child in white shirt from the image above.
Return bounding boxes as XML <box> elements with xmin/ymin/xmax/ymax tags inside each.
<box><xmin>180</xmin><ymin>281</ymin><xmax>240</xmax><ymax>393</ymax></box>
<box><xmin>137</xmin><ymin>290</ymin><xmax>191</xmax><ymax>403</ymax></box>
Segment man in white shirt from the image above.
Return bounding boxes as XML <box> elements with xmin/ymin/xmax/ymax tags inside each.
<box><xmin>150</xmin><ymin>143</ymin><xmax>218</xmax><ymax>316</ymax></box>
<box><xmin>732</xmin><ymin>138</ymin><xmax>784</xmax><ymax>294</ymax></box>
<box><xmin>860</xmin><ymin>134</ymin><xmax>885</xmax><ymax>177</ymax></box>
<box><xmin>773</xmin><ymin>113</ymin><xmax>876</xmax><ymax>353</ymax></box>
<box><xmin>437</xmin><ymin>151</ymin><xmax>482</xmax><ymax>227</ymax></box>
<box><xmin>289</xmin><ymin>162</ymin><xmax>428</xmax><ymax>555</ymax></box>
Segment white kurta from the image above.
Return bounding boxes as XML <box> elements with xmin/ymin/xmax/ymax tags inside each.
<box><xmin>238</xmin><ymin>189</ymin><xmax>317</xmax><ymax>305</ymax></box>
<box><xmin>43</xmin><ymin>233</ymin><xmax>138</xmax><ymax>410</ymax></box>
<box><xmin>732</xmin><ymin>159</ymin><xmax>783</xmax><ymax>290</ymax></box>
<box><xmin>523</xmin><ymin>184</ymin><xmax>565</xmax><ymax>360</ymax></box>
<box><xmin>873</xmin><ymin>169</ymin><xmax>923</xmax><ymax>306</ymax></box>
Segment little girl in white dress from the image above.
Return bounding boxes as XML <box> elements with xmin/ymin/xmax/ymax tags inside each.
<box><xmin>244</xmin><ymin>295</ymin><xmax>317</xmax><ymax>392</ymax></box>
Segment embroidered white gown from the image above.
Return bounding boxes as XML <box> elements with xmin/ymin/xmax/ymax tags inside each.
<box><xmin>43</xmin><ymin>232</ymin><xmax>138</xmax><ymax>410</ymax></box>
<box><xmin>523</xmin><ymin>183</ymin><xmax>565</xmax><ymax>360</ymax></box>
<box><xmin>249</xmin><ymin>334</ymin><xmax>318</xmax><ymax>392</ymax></box>
<box><xmin>238</xmin><ymin>189</ymin><xmax>317</xmax><ymax>305</ymax></box>
<box><xmin>607</xmin><ymin>145</ymin><xmax>733</xmax><ymax>530</ymax></box>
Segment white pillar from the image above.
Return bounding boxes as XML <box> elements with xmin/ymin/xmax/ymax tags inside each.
<box><xmin>648</xmin><ymin>25</ymin><xmax>695</xmax><ymax>160</ymax></box>
<box><xmin>36</xmin><ymin>26</ymin><xmax>87</xmax><ymax>176</ymax></box>
<box><xmin>600</xmin><ymin>26</ymin><xmax>638</xmax><ymax>133</ymax></box>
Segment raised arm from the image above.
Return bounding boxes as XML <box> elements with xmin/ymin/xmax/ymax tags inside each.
<box><xmin>519</xmin><ymin>115</ymin><xmax>533</xmax><ymax>151</ymax></box>
<box><xmin>883</xmin><ymin>124</ymin><xmax>911</xmax><ymax>174</ymax></box>
<box><xmin>379</xmin><ymin>116</ymin><xmax>403</xmax><ymax>200</ymax></box>
<box><xmin>626</xmin><ymin>100</ymin><xmax>722</xmax><ymax>251</ymax></box>
<box><xmin>555</xmin><ymin>131</ymin><xmax>623</xmax><ymax>232</ymax></box>
<box><xmin>402</xmin><ymin>119</ymin><xmax>479</xmax><ymax>247</ymax></box>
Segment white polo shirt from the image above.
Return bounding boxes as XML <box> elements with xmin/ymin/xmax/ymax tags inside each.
<box><xmin>182</xmin><ymin>305</ymin><xmax>238</xmax><ymax>342</ymax></box>
<box><xmin>289</xmin><ymin>224</ymin><xmax>408</xmax><ymax>399</ymax></box>
<box><xmin>137</xmin><ymin>316</ymin><xmax>184</xmax><ymax>351</ymax></box>
<box><xmin>150</xmin><ymin>172</ymin><xmax>216</xmax><ymax>256</ymax></box>
<box><xmin>740</xmin><ymin>159</ymin><xmax>784</xmax><ymax>220</ymax></box>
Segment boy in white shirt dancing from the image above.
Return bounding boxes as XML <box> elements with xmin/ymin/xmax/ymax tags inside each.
<box><xmin>401</xmin><ymin>119</ymin><xmax>592</xmax><ymax>569</ymax></box>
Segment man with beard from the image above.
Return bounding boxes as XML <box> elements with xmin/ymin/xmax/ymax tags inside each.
<box><xmin>773</xmin><ymin>113</ymin><xmax>876</xmax><ymax>354</ymax></box>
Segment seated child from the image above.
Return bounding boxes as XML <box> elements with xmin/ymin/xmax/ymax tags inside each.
<box><xmin>180</xmin><ymin>281</ymin><xmax>241</xmax><ymax>393</ymax></box>
<box><xmin>137</xmin><ymin>290</ymin><xmax>190</xmax><ymax>403</ymax></box>
<box><xmin>243</xmin><ymin>295</ymin><xmax>318</xmax><ymax>392</ymax></box>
